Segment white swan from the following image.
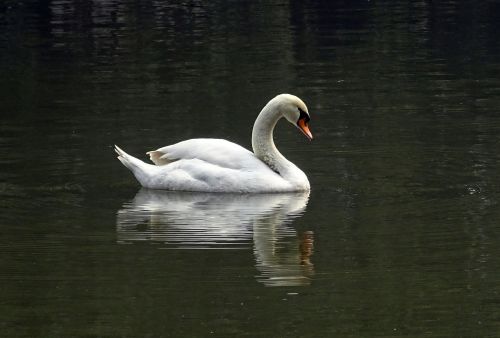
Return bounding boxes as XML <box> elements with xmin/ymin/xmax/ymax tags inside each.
<box><xmin>115</xmin><ymin>94</ymin><xmax>312</xmax><ymax>193</ymax></box>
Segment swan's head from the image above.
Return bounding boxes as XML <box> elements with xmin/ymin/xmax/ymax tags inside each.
<box><xmin>275</xmin><ymin>94</ymin><xmax>313</xmax><ymax>141</ymax></box>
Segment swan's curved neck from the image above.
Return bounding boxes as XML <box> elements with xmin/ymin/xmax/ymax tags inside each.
<box><xmin>251</xmin><ymin>100</ymin><xmax>290</xmax><ymax>175</ymax></box>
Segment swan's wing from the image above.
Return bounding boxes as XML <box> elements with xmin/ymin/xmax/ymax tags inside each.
<box><xmin>143</xmin><ymin>138</ymin><xmax>292</xmax><ymax>192</ymax></box>
<box><xmin>147</xmin><ymin>138</ymin><xmax>268</xmax><ymax>170</ymax></box>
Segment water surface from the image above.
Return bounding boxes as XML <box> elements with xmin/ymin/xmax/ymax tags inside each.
<box><xmin>1</xmin><ymin>1</ymin><xmax>500</xmax><ymax>337</ymax></box>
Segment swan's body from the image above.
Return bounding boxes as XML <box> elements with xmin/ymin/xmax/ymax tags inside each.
<box><xmin>115</xmin><ymin>94</ymin><xmax>312</xmax><ymax>193</ymax></box>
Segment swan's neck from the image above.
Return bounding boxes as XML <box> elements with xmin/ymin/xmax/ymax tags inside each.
<box><xmin>251</xmin><ymin>101</ymin><xmax>292</xmax><ymax>175</ymax></box>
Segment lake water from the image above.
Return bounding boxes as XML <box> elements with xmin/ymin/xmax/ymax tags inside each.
<box><xmin>2</xmin><ymin>1</ymin><xmax>500</xmax><ymax>337</ymax></box>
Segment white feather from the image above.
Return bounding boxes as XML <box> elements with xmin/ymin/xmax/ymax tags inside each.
<box><xmin>115</xmin><ymin>94</ymin><xmax>311</xmax><ymax>193</ymax></box>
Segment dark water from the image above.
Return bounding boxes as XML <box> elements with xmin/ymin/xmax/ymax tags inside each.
<box><xmin>2</xmin><ymin>1</ymin><xmax>500</xmax><ymax>337</ymax></box>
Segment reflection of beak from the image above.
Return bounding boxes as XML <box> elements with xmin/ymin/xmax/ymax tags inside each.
<box><xmin>300</xmin><ymin>231</ymin><xmax>314</xmax><ymax>266</ymax></box>
<box><xmin>297</xmin><ymin>118</ymin><xmax>313</xmax><ymax>141</ymax></box>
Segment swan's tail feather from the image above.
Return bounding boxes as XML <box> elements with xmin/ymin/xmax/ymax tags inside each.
<box><xmin>115</xmin><ymin>145</ymin><xmax>152</xmax><ymax>186</ymax></box>
<box><xmin>115</xmin><ymin>145</ymin><xmax>138</xmax><ymax>170</ymax></box>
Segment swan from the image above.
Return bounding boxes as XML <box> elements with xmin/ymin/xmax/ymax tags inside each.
<box><xmin>114</xmin><ymin>94</ymin><xmax>312</xmax><ymax>193</ymax></box>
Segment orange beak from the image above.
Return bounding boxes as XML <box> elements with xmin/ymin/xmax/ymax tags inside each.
<box><xmin>297</xmin><ymin>118</ymin><xmax>313</xmax><ymax>141</ymax></box>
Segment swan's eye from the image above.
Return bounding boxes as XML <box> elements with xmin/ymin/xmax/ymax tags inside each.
<box><xmin>298</xmin><ymin>108</ymin><xmax>310</xmax><ymax>124</ymax></box>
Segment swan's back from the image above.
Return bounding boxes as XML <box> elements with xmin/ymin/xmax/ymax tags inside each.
<box><xmin>148</xmin><ymin>138</ymin><xmax>270</xmax><ymax>171</ymax></box>
<box><xmin>116</xmin><ymin>138</ymin><xmax>297</xmax><ymax>192</ymax></box>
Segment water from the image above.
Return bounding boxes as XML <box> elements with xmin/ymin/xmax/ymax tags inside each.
<box><xmin>2</xmin><ymin>1</ymin><xmax>500</xmax><ymax>337</ymax></box>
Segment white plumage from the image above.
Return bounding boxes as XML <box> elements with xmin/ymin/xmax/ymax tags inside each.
<box><xmin>115</xmin><ymin>94</ymin><xmax>312</xmax><ymax>193</ymax></box>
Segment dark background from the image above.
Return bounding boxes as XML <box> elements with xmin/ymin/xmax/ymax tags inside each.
<box><xmin>1</xmin><ymin>1</ymin><xmax>500</xmax><ymax>337</ymax></box>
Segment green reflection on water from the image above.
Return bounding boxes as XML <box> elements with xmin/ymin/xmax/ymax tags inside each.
<box><xmin>1</xmin><ymin>0</ymin><xmax>500</xmax><ymax>337</ymax></box>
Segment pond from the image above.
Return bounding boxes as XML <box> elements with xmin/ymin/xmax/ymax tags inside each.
<box><xmin>1</xmin><ymin>1</ymin><xmax>500</xmax><ymax>337</ymax></box>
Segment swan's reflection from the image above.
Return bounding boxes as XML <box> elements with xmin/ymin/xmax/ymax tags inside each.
<box><xmin>116</xmin><ymin>189</ymin><xmax>314</xmax><ymax>286</ymax></box>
